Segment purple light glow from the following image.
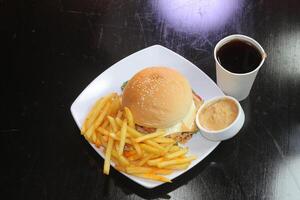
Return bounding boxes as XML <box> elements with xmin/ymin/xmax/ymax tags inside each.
<box><xmin>153</xmin><ymin>0</ymin><xmax>242</xmax><ymax>33</ymax></box>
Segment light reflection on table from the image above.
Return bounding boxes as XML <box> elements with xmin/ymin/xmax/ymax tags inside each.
<box><xmin>152</xmin><ymin>0</ymin><xmax>243</xmax><ymax>33</ymax></box>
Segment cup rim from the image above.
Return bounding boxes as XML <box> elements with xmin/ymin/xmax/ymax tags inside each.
<box><xmin>214</xmin><ymin>34</ymin><xmax>267</xmax><ymax>76</ymax></box>
<box><xmin>196</xmin><ymin>96</ymin><xmax>242</xmax><ymax>134</ymax></box>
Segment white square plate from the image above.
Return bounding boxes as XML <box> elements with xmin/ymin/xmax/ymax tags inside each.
<box><xmin>70</xmin><ymin>45</ymin><xmax>224</xmax><ymax>188</ymax></box>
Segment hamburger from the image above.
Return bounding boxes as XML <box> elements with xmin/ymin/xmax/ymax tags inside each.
<box><xmin>122</xmin><ymin>67</ymin><xmax>203</xmax><ymax>143</ymax></box>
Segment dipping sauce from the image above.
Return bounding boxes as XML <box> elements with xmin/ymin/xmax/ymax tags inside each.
<box><xmin>199</xmin><ymin>99</ymin><xmax>238</xmax><ymax>131</ymax></box>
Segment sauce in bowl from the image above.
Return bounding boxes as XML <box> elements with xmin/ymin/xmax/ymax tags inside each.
<box><xmin>198</xmin><ymin>98</ymin><xmax>238</xmax><ymax>131</ymax></box>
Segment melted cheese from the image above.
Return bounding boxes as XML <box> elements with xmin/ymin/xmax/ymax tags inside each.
<box><xmin>158</xmin><ymin>101</ymin><xmax>197</xmax><ymax>136</ymax></box>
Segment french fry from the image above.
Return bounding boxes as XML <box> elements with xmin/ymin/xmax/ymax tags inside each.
<box><xmin>103</xmin><ymin>135</ymin><xmax>108</xmax><ymax>143</ymax></box>
<box><xmin>169</xmin><ymin>145</ymin><xmax>180</xmax><ymax>153</ymax></box>
<box><xmin>84</xmin><ymin>124</ymin><xmax>94</xmax><ymax>140</ymax></box>
<box><xmin>82</xmin><ymin>93</ymin><xmax>115</xmax><ymax>133</ymax></box>
<box><xmin>103</xmin><ymin>136</ymin><xmax>114</xmax><ymax>175</ymax></box>
<box><xmin>133</xmin><ymin>173</ymin><xmax>171</xmax><ymax>183</ymax></box>
<box><xmin>144</xmin><ymin>140</ymin><xmax>165</xmax><ymax>152</ymax></box>
<box><xmin>97</xmin><ymin>128</ymin><xmax>132</xmax><ymax>144</ymax></box>
<box><xmin>161</xmin><ymin>143</ymin><xmax>175</xmax><ymax>155</ymax></box>
<box><xmin>147</xmin><ymin>157</ymin><xmax>164</xmax><ymax>166</ymax></box>
<box><xmin>118</xmin><ymin>120</ymin><xmax>127</xmax><ymax>155</ymax></box>
<box><xmin>135</xmin><ymin>131</ymin><xmax>165</xmax><ymax>143</ymax></box>
<box><xmin>157</xmin><ymin>156</ymin><xmax>196</xmax><ymax>168</ymax></box>
<box><xmin>109</xmin><ymin>96</ymin><xmax>121</xmax><ymax>117</ymax></box>
<box><xmin>107</xmin><ymin>116</ymin><xmax>118</xmax><ymax>132</ymax></box>
<box><xmin>127</xmin><ymin>127</ymin><xmax>143</xmax><ymax>138</ymax></box>
<box><xmin>97</xmin><ymin>127</ymin><xmax>110</xmax><ymax>135</ymax></box>
<box><xmin>160</xmin><ymin>143</ymin><xmax>172</xmax><ymax>147</ymax></box>
<box><xmin>114</xmin><ymin>141</ymin><xmax>119</xmax><ymax>153</ymax></box>
<box><xmin>111</xmin><ymin>149</ymin><xmax>129</xmax><ymax>166</ymax></box>
<box><xmin>94</xmin><ymin>102</ymin><xmax>111</xmax><ymax>127</ymax></box>
<box><xmin>110</xmin><ymin>156</ymin><xmax>119</xmax><ymax>166</ymax></box>
<box><xmin>153</xmin><ymin>137</ymin><xmax>175</xmax><ymax>144</ymax></box>
<box><xmin>140</xmin><ymin>144</ymin><xmax>160</xmax><ymax>155</ymax></box>
<box><xmin>128</xmin><ymin>154</ymin><xmax>140</xmax><ymax>161</ymax></box>
<box><xmin>151</xmin><ymin>168</ymin><xmax>173</xmax><ymax>175</ymax></box>
<box><xmin>130</xmin><ymin>138</ymin><xmax>142</xmax><ymax>157</ymax></box>
<box><xmin>98</xmin><ymin>126</ymin><xmax>114</xmax><ymax>137</ymax></box>
<box><xmin>81</xmin><ymin>98</ymin><xmax>103</xmax><ymax>134</ymax></box>
<box><xmin>126</xmin><ymin>167</ymin><xmax>153</xmax><ymax>174</ymax></box>
<box><xmin>124</xmin><ymin>107</ymin><xmax>135</xmax><ymax>128</ymax></box>
<box><xmin>91</xmin><ymin>132</ymin><xmax>97</xmax><ymax>144</ymax></box>
<box><xmin>100</xmin><ymin>119</ymin><xmax>109</xmax><ymax>129</ymax></box>
<box><xmin>115</xmin><ymin>118</ymin><xmax>143</xmax><ymax>137</ymax></box>
<box><xmin>95</xmin><ymin>138</ymin><xmax>101</xmax><ymax>148</ymax></box>
<box><xmin>165</xmin><ymin>163</ymin><xmax>190</xmax><ymax>170</ymax></box>
<box><xmin>117</xmin><ymin>137</ymin><xmax>132</xmax><ymax>145</ymax></box>
<box><xmin>165</xmin><ymin>148</ymin><xmax>188</xmax><ymax>159</ymax></box>
<box><xmin>137</xmin><ymin>154</ymin><xmax>153</xmax><ymax>166</ymax></box>
<box><xmin>85</xmin><ymin>102</ymin><xmax>111</xmax><ymax>139</ymax></box>
<box><xmin>115</xmin><ymin>164</ymin><xmax>126</xmax><ymax>172</ymax></box>
<box><xmin>98</xmin><ymin>134</ymin><xmax>107</xmax><ymax>148</ymax></box>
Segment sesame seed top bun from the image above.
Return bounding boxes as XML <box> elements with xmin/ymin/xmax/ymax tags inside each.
<box><xmin>122</xmin><ymin>67</ymin><xmax>193</xmax><ymax>128</ymax></box>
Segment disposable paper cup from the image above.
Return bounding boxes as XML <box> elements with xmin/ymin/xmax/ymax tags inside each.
<box><xmin>214</xmin><ymin>34</ymin><xmax>267</xmax><ymax>101</ymax></box>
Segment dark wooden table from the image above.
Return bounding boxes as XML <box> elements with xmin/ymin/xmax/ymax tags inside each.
<box><xmin>1</xmin><ymin>0</ymin><xmax>300</xmax><ymax>199</ymax></box>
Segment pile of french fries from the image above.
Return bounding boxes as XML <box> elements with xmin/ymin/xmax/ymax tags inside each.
<box><xmin>81</xmin><ymin>93</ymin><xmax>196</xmax><ymax>183</ymax></box>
